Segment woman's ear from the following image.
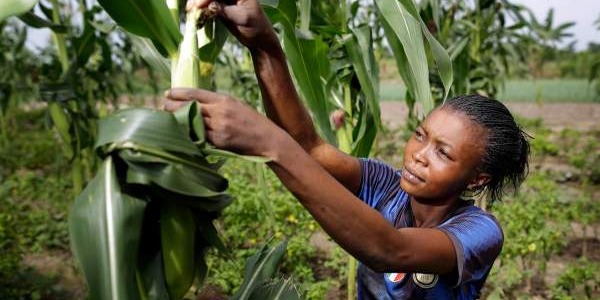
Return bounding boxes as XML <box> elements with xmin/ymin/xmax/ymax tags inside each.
<box><xmin>467</xmin><ymin>173</ymin><xmax>491</xmax><ymax>191</ymax></box>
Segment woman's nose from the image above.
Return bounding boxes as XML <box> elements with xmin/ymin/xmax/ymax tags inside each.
<box><xmin>412</xmin><ymin>146</ymin><xmax>428</xmax><ymax>166</ymax></box>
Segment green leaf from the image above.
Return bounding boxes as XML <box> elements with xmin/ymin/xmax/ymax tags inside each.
<box><xmin>160</xmin><ymin>201</ymin><xmax>197</xmax><ymax>300</ymax></box>
<box><xmin>283</xmin><ymin>33</ymin><xmax>335</xmax><ymax>142</ymax></box>
<box><xmin>262</xmin><ymin>0</ymin><xmax>336</xmax><ymax>143</ymax></box>
<box><xmin>198</xmin><ymin>19</ymin><xmax>229</xmax><ymax>63</ymax></box>
<box><xmin>376</xmin><ymin>0</ymin><xmax>434</xmax><ymax>115</ymax></box>
<box><xmin>232</xmin><ymin>241</ymin><xmax>289</xmax><ymax>300</ymax></box>
<box><xmin>119</xmin><ymin>150</ymin><xmax>227</xmax><ymax>197</ymax></box>
<box><xmin>95</xmin><ymin>108</ymin><xmax>198</xmax><ymax>156</ymax></box>
<box><xmin>17</xmin><ymin>12</ymin><xmax>67</xmax><ymax>33</ymax></box>
<box><xmin>96</xmin><ymin>0</ymin><xmax>182</xmax><ymax>57</ymax></box>
<box><xmin>396</xmin><ymin>0</ymin><xmax>453</xmax><ymax>102</ymax></box>
<box><xmin>420</xmin><ymin>21</ymin><xmax>453</xmax><ymax>102</ymax></box>
<box><xmin>73</xmin><ymin>15</ymin><xmax>98</xmax><ymax>66</ymax></box>
<box><xmin>136</xmin><ymin>202</ymin><xmax>170</xmax><ymax>300</ymax></box>
<box><xmin>129</xmin><ymin>35</ymin><xmax>171</xmax><ymax>80</ymax></box>
<box><xmin>343</xmin><ymin>26</ymin><xmax>381</xmax><ymax>129</ymax></box>
<box><xmin>196</xmin><ymin>218</ymin><xmax>227</xmax><ymax>253</ymax></box>
<box><xmin>0</xmin><ymin>0</ymin><xmax>38</xmax><ymax>22</ymax></box>
<box><xmin>69</xmin><ymin>157</ymin><xmax>147</xmax><ymax>300</ymax></box>
<box><xmin>173</xmin><ymin>101</ymin><xmax>205</xmax><ymax>144</ymax></box>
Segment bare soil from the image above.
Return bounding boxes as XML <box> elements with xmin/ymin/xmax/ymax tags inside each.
<box><xmin>380</xmin><ymin>102</ymin><xmax>600</xmax><ymax>130</ymax></box>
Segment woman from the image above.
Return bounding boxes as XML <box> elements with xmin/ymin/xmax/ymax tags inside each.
<box><xmin>164</xmin><ymin>1</ymin><xmax>530</xmax><ymax>299</ymax></box>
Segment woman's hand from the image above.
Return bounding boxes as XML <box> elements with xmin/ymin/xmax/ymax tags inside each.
<box><xmin>186</xmin><ymin>0</ymin><xmax>277</xmax><ymax>51</ymax></box>
<box><xmin>163</xmin><ymin>88</ymin><xmax>285</xmax><ymax>158</ymax></box>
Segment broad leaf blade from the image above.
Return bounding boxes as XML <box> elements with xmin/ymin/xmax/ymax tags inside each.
<box><xmin>129</xmin><ymin>35</ymin><xmax>171</xmax><ymax>81</ymax></box>
<box><xmin>69</xmin><ymin>157</ymin><xmax>147</xmax><ymax>300</ymax></box>
<box><xmin>376</xmin><ymin>0</ymin><xmax>434</xmax><ymax>115</ymax></box>
<box><xmin>96</xmin><ymin>0</ymin><xmax>181</xmax><ymax>56</ymax></box>
<box><xmin>95</xmin><ymin>108</ymin><xmax>198</xmax><ymax>156</ymax></box>
<box><xmin>160</xmin><ymin>201</ymin><xmax>197</xmax><ymax>300</ymax></box>
<box><xmin>262</xmin><ymin>0</ymin><xmax>336</xmax><ymax>143</ymax></box>
<box><xmin>396</xmin><ymin>0</ymin><xmax>453</xmax><ymax>101</ymax></box>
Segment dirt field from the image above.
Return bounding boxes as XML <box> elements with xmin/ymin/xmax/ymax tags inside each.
<box><xmin>380</xmin><ymin>102</ymin><xmax>600</xmax><ymax>130</ymax></box>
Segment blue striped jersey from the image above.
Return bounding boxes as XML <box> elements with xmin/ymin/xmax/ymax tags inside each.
<box><xmin>355</xmin><ymin>158</ymin><xmax>503</xmax><ymax>300</ymax></box>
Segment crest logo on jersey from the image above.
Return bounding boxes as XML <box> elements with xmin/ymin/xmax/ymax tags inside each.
<box><xmin>412</xmin><ymin>273</ymin><xmax>438</xmax><ymax>289</ymax></box>
<box><xmin>387</xmin><ymin>272</ymin><xmax>406</xmax><ymax>283</ymax></box>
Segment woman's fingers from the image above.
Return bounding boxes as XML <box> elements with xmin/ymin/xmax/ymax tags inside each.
<box><xmin>162</xmin><ymin>99</ymin><xmax>190</xmax><ymax>112</ymax></box>
<box><xmin>165</xmin><ymin>88</ymin><xmax>223</xmax><ymax>104</ymax></box>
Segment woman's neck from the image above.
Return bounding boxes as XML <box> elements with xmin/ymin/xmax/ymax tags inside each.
<box><xmin>410</xmin><ymin>195</ymin><xmax>459</xmax><ymax>228</ymax></box>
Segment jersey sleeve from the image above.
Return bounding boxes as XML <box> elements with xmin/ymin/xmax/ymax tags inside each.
<box><xmin>355</xmin><ymin>158</ymin><xmax>402</xmax><ymax>209</ymax></box>
<box><xmin>437</xmin><ymin>211</ymin><xmax>504</xmax><ymax>288</ymax></box>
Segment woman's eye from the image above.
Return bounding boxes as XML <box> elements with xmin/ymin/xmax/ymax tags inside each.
<box><xmin>439</xmin><ymin>149</ymin><xmax>450</xmax><ymax>159</ymax></box>
<box><xmin>414</xmin><ymin>130</ymin><xmax>423</xmax><ymax>140</ymax></box>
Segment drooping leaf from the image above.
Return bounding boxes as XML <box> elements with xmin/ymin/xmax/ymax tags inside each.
<box><xmin>118</xmin><ymin>150</ymin><xmax>227</xmax><ymax>197</ymax></box>
<box><xmin>135</xmin><ymin>202</ymin><xmax>170</xmax><ymax>300</ymax></box>
<box><xmin>69</xmin><ymin>157</ymin><xmax>147</xmax><ymax>300</ymax></box>
<box><xmin>160</xmin><ymin>201</ymin><xmax>197</xmax><ymax>300</ymax></box>
<box><xmin>95</xmin><ymin>108</ymin><xmax>198</xmax><ymax>156</ymax></box>
<box><xmin>343</xmin><ymin>26</ymin><xmax>381</xmax><ymax>129</ymax></box>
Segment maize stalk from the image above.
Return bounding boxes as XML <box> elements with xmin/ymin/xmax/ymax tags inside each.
<box><xmin>172</xmin><ymin>9</ymin><xmax>201</xmax><ymax>88</ymax></box>
<box><xmin>68</xmin><ymin>1</ymin><xmax>300</xmax><ymax>299</ymax></box>
<box><xmin>161</xmin><ymin>8</ymin><xmax>213</xmax><ymax>300</ymax></box>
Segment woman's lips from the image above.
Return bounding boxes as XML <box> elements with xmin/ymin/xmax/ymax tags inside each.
<box><xmin>402</xmin><ymin>167</ymin><xmax>425</xmax><ymax>184</ymax></box>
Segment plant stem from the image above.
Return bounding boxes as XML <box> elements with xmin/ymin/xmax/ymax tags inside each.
<box><xmin>72</xmin><ymin>158</ymin><xmax>84</xmax><ymax>195</ymax></box>
<box><xmin>50</xmin><ymin>0</ymin><xmax>69</xmax><ymax>74</ymax></box>
<box><xmin>49</xmin><ymin>0</ymin><xmax>85</xmax><ymax>196</ymax></box>
<box><xmin>339</xmin><ymin>82</ymin><xmax>357</xmax><ymax>300</ymax></box>
<box><xmin>299</xmin><ymin>0</ymin><xmax>311</xmax><ymax>32</ymax></box>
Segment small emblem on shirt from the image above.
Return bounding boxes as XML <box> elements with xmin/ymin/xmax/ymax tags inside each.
<box><xmin>413</xmin><ymin>273</ymin><xmax>438</xmax><ymax>288</ymax></box>
<box><xmin>387</xmin><ymin>272</ymin><xmax>406</xmax><ymax>283</ymax></box>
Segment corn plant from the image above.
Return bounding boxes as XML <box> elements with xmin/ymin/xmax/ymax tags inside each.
<box><xmin>66</xmin><ymin>0</ymin><xmax>298</xmax><ymax>299</ymax></box>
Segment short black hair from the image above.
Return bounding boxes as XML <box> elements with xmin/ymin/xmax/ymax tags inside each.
<box><xmin>442</xmin><ymin>94</ymin><xmax>530</xmax><ymax>204</ymax></box>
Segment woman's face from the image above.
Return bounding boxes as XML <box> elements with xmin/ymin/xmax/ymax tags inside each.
<box><xmin>401</xmin><ymin>107</ymin><xmax>489</xmax><ymax>202</ymax></box>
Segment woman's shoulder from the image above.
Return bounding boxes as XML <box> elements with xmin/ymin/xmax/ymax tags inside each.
<box><xmin>438</xmin><ymin>200</ymin><xmax>504</xmax><ymax>250</ymax></box>
<box><xmin>442</xmin><ymin>200</ymin><xmax>504</xmax><ymax>243</ymax></box>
